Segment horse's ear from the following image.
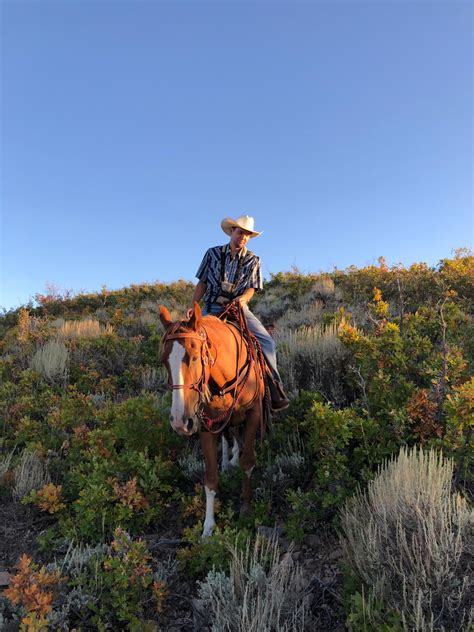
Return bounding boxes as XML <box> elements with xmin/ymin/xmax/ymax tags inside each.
<box><xmin>159</xmin><ymin>305</ymin><xmax>172</xmax><ymax>329</ymax></box>
<box><xmin>189</xmin><ymin>302</ymin><xmax>202</xmax><ymax>330</ymax></box>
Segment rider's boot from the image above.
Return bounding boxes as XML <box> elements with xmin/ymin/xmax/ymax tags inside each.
<box><xmin>268</xmin><ymin>378</ymin><xmax>290</xmax><ymax>411</ymax></box>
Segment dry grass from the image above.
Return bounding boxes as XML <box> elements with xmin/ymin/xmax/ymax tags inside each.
<box><xmin>341</xmin><ymin>447</ymin><xmax>473</xmax><ymax>631</ymax></box>
<box><xmin>0</xmin><ymin>449</ymin><xmax>15</xmax><ymax>483</ymax></box>
<box><xmin>276</xmin><ymin>322</ymin><xmax>348</xmax><ymax>400</ymax></box>
<box><xmin>312</xmin><ymin>275</ymin><xmax>335</xmax><ymax>298</ymax></box>
<box><xmin>30</xmin><ymin>338</ymin><xmax>69</xmax><ymax>383</ymax></box>
<box><xmin>140</xmin><ymin>365</ymin><xmax>168</xmax><ymax>391</ymax></box>
<box><xmin>138</xmin><ymin>300</ymin><xmax>161</xmax><ymax>327</ymax></box>
<box><xmin>12</xmin><ymin>449</ymin><xmax>51</xmax><ymax>501</ymax></box>
<box><xmin>275</xmin><ymin>300</ymin><xmax>324</xmax><ymax>330</ymax></box>
<box><xmin>57</xmin><ymin>319</ymin><xmax>114</xmax><ymax>339</ymax></box>
<box><xmin>197</xmin><ymin>535</ymin><xmax>309</xmax><ymax>631</ymax></box>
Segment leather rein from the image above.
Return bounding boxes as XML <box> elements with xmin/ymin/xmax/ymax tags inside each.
<box><xmin>162</xmin><ymin>306</ymin><xmax>259</xmax><ymax>433</ymax></box>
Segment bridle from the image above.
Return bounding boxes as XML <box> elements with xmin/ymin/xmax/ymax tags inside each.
<box><xmin>162</xmin><ymin>323</ymin><xmax>214</xmax><ymax>395</ymax></box>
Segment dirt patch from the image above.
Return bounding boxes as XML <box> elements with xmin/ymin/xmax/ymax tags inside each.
<box><xmin>0</xmin><ymin>499</ymin><xmax>53</xmax><ymax>572</ymax></box>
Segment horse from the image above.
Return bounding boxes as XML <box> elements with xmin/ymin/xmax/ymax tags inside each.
<box><xmin>159</xmin><ymin>301</ymin><xmax>267</xmax><ymax>537</ymax></box>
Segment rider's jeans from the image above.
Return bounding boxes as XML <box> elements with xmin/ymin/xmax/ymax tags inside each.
<box><xmin>202</xmin><ymin>303</ymin><xmax>282</xmax><ymax>383</ymax></box>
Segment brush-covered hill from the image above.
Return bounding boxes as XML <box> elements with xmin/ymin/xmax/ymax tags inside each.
<box><xmin>0</xmin><ymin>252</ymin><xmax>472</xmax><ymax>630</ymax></box>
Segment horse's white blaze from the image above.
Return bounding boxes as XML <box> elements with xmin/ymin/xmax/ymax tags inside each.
<box><xmin>202</xmin><ymin>486</ymin><xmax>216</xmax><ymax>537</ymax></box>
<box><xmin>169</xmin><ymin>341</ymin><xmax>186</xmax><ymax>423</ymax></box>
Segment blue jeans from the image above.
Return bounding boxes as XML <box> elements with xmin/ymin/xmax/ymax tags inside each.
<box><xmin>202</xmin><ymin>303</ymin><xmax>282</xmax><ymax>382</ymax></box>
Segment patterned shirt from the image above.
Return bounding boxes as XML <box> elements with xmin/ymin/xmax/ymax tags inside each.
<box><xmin>195</xmin><ymin>244</ymin><xmax>263</xmax><ymax>306</ymax></box>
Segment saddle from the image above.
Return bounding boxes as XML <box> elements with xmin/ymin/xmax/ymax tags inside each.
<box><xmin>216</xmin><ymin>302</ymin><xmax>289</xmax><ymax>412</ymax></box>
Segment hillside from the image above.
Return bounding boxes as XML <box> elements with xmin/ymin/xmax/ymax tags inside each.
<box><xmin>0</xmin><ymin>253</ymin><xmax>472</xmax><ymax>630</ymax></box>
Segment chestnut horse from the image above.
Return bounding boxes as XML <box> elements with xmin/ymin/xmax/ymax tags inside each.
<box><xmin>159</xmin><ymin>302</ymin><xmax>266</xmax><ymax>536</ymax></box>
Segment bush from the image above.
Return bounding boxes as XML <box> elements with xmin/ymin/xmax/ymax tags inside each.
<box><xmin>340</xmin><ymin>447</ymin><xmax>473</xmax><ymax>631</ymax></box>
<box><xmin>12</xmin><ymin>449</ymin><xmax>51</xmax><ymax>501</ymax></box>
<box><xmin>63</xmin><ymin>447</ymin><xmax>175</xmax><ymax>543</ymax></box>
<box><xmin>177</xmin><ymin>523</ymin><xmax>250</xmax><ymax>579</ymax></box>
<box><xmin>276</xmin><ymin>322</ymin><xmax>349</xmax><ymax>403</ymax></box>
<box><xmin>30</xmin><ymin>339</ymin><xmax>69</xmax><ymax>384</ymax></box>
<box><xmin>196</xmin><ymin>534</ymin><xmax>309</xmax><ymax>631</ymax></box>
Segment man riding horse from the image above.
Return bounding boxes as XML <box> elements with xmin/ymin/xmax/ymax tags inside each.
<box><xmin>188</xmin><ymin>214</ymin><xmax>289</xmax><ymax>411</ymax></box>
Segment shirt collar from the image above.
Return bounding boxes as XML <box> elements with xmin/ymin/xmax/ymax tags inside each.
<box><xmin>226</xmin><ymin>244</ymin><xmax>247</xmax><ymax>260</ymax></box>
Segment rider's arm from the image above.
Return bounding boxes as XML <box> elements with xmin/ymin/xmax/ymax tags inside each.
<box><xmin>191</xmin><ymin>280</ymin><xmax>207</xmax><ymax>305</ymax></box>
<box><xmin>237</xmin><ymin>288</ymin><xmax>255</xmax><ymax>307</ymax></box>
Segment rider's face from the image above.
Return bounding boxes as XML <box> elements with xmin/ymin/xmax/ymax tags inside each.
<box><xmin>230</xmin><ymin>227</ymin><xmax>252</xmax><ymax>250</ymax></box>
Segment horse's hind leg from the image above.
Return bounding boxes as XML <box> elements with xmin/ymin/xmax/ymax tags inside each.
<box><xmin>200</xmin><ymin>431</ymin><xmax>218</xmax><ymax>537</ymax></box>
<box><xmin>221</xmin><ymin>430</ymin><xmax>240</xmax><ymax>473</ymax></box>
<box><xmin>239</xmin><ymin>406</ymin><xmax>260</xmax><ymax>516</ymax></box>
<box><xmin>221</xmin><ymin>434</ymin><xmax>230</xmax><ymax>473</ymax></box>
<box><xmin>230</xmin><ymin>432</ymin><xmax>240</xmax><ymax>467</ymax></box>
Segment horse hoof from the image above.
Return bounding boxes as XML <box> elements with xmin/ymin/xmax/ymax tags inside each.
<box><xmin>202</xmin><ymin>523</ymin><xmax>216</xmax><ymax>538</ymax></box>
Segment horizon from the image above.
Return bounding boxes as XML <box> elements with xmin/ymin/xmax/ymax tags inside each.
<box><xmin>2</xmin><ymin>247</ymin><xmax>471</xmax><ymax>312</ymax></box>
<box><xmin>2</xmin><ymin>1</ymin><xmax>472</xmax><ymax>311</ymax></box>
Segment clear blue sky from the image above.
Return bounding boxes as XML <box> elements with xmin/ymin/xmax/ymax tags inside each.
<box><xmin>1</xmin><ymin>1</ymin><xmax>472</xmax><ymax>311</ymax></box>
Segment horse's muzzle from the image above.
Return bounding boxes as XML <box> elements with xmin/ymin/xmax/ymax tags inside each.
<box><xmin>170</xmin><ymin>415</ymin><xmax>198</xmax><ymax>436</ymax></box>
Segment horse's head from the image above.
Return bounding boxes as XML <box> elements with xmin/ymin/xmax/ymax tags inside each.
<box><xmin>159</xmin><ymin>303</ymin><xmax>209</xmax><ymax>436</ymax></box>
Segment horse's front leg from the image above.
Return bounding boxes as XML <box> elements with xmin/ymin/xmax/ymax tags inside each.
<box><xmin>199</xmin><ymin>431</ymin><xmax>219</xmax><ymax>537</ymax></box>
<box><xmin>239</xmin><ymin>405</ymin><xmax>260</xmax><ymax>516</ymax></box>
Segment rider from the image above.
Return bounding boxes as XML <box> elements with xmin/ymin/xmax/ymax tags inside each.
<box><xmin>188</xmin><ymin>214</ymin><xmax>289</xmax><ymax>411</ymax></box>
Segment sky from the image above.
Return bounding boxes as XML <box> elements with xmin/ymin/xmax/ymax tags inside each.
<box><xmin>1</xmin><ymin>0</ymin><xmax>472</xmax><ymax>311</ymax></box>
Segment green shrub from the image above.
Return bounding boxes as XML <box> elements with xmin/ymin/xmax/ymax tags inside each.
<box><xmin>103</xmin><ymin>395</ymin><xmax>183</xmax><ymax>457</ymax></box>
<box><xmin>177</xmin><ymin>523</ymin><xmax>250</xmax><ymax>579</ymax></box>
<box><xmin>63</xmin><ymin>447</ymin><xmax>174</xmax><ymax>543</ymax></box>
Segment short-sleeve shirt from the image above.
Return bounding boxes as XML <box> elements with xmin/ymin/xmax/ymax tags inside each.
<box><xmin>196</xmin><ymin>244</ymin><xmax>263</xmax><ymax>306</ymax></box>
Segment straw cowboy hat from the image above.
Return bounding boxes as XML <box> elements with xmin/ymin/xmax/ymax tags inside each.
<box><xmin>221</xmin><ymin>214</ymin><xmax>262</xmax><ymax>238</ymax></box>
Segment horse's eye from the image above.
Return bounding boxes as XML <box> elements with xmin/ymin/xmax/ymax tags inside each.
<box><xmin>192</xmin><ymin>356</ymin><xmax>198</xmax><ymax>362</ymax></box>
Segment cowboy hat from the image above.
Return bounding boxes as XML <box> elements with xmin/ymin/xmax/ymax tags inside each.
<box><xmin>221</xmin><ymin>214</ymin><xmax>262</xmax><ymax>238</ymax></box>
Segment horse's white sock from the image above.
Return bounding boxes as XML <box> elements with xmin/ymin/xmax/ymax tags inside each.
<box><xmin>202</xmin><ymin>486</ymin><xmax>216</xmax><ymax>537</ymax></box>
